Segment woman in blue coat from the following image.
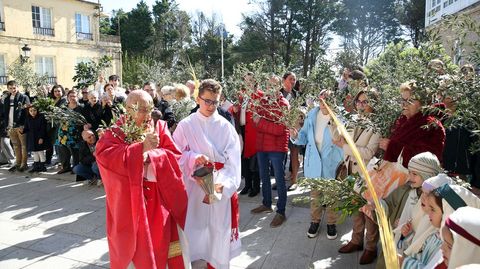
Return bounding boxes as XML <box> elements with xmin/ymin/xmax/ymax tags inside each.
<box><xmin>290</xmin><ymin>89</ymin><xmax>344</xmax><ymax>240</ymax></box>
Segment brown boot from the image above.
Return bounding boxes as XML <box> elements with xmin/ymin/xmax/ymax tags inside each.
<box><xmin>270</xmin><ymin>213</ymin><xmax>286</xmax><ymax>228</ymax></box>
<box><xmin>359</xmin><ymin>249</ymin><xmax>377</xmax><ymax>265</ymax></box>
<box><xmin>250</xmin><ymin>205</ymin><xmax>273</xmax><ymax>214</ymax></box>
<box><xmin>338</xmin><ymin>241</ymin><xmax>363</xmax><ymax>253</ymax></box>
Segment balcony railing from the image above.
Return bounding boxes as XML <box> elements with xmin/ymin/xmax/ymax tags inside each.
<box><xmin>46</xmin><ymin>76</ymin><xmax>57</xmax><ymax>84</ymax></box>
<box><xmin>0</xmin><ymin>22</ymin><xmax>5</xmax><ymax>31</ymax></box>
<box><xmin>76</xmin><ymin>32</ymin><xmax>93</xmax><ymax>40</ymax></box>
<box><xmin>0</xmin><ymin>76</ymin><xmax>8</xmax><ymax>85</ymax></box>
<box><xmin>33</xmin><ymin>27</ymin><xmax>54</xmax><ymax>36</ymax></box>
<box><xmin>100</xmin><ymin>34</ymin><xmax>121</xmax><ymax>43</ymax></box>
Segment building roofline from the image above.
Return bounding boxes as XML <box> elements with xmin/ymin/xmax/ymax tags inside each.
<box><xmin>76</xmin><ymin>0</ymin><xmax>100</xmax><ymax>7</ymax></box>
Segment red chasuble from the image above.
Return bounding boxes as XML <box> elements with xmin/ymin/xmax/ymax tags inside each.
<box><xmin>96</xmin><ymin>119</ymin><xmax>188</xmax><ymax>269</ymax></box>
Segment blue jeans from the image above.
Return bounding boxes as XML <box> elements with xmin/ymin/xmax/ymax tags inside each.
<box><xmin>257</xmin><ymin>151</ymin><xmax>287</xmax><ymax>215</ymax></box>
<box><xmin>73</xmin><ymin>162</ymin><xmax>100</xmax><ymax>180</ymax></box>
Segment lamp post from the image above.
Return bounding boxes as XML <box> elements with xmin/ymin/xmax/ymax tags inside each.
<box><xmin>20</xmin><ymin>44</ymin><xmax>31</xmax><ymax>64</ymax></box>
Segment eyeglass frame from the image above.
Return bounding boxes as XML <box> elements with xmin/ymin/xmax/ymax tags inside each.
<box><xmin>355</xmin><ymin>99</ymin><xmax>369</xmax><ymax>105</ymax></box>
<box><xmin>198</xmin><ymin>95</ymin><xmax>220</xmax><ymax>107</ymax></box>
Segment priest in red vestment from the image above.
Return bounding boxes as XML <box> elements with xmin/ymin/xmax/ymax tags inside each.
<box><xmin>96</xmin><ymin>90</ymin><xmax>189</xmax><ymax>269</ymax></box>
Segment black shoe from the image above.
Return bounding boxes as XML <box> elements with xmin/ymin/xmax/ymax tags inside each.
<box><xmin>17</xmin><ymin>166</ymin><xmax>27</xmax><ymax>172</ymax></box>
<box><xmin>307</xmin><ymin>222</ymin><xmax>320</xmax><ymax>238</ymax></box>
<box><xmin>272</xmin><ymin>183</ymin><xmax>277</xmax><ymax>190</ymax></box>
<box><xmin>327</xmin><ymin>224</ymin><xmax>337</xmax><ymax>240</ymax></box>
<box><xmin>28</xmin><ymin>162</ymin><xmax>38</xmax><ymax>173</ymax></box>
<box><xmin>248</xmin><ymin>189</ymin><xmax>259</xmax><ymax>197</ymax></box>
<box><xmin>38</xmin><ymin>163</ymin><xmax>47</xmax><ymax>172</ymax></box>
<box><xmin>8</xmin><ymin>166</ymin><xmax>17</xmax><ymax>172</ymax></box>
<box><xmin>240</xmin><ymin>187</ymin><xmax>251</xmax><ymax>195</ymax></box>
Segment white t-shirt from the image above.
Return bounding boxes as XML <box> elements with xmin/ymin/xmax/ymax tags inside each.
<box><xmin>314</xmin><ymin>111</ymin><xmax>331</xmax><ymax>150</ymax></box>
<box><xmin>8</xmin><ymin>95</ymin><xmax>15</xmax><ymax>128</ymax></box>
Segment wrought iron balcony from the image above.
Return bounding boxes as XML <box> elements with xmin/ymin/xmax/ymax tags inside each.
<box><xmin>0</xmin><ymin>76</ymin><xmax>8</xmax><ymax>85</ymax></box>
<box><xmin>46</xmin><ymin>76</ymin><xmax>57</xmax><ymax>84</ymax></box>
<box><xmin>76</xmin><ymin>32</ymin><xmax>93</xmax><ymax>40</ymax></box>
<box><xmin>33</xmin><ymin>27</ymin><xmax>54</xmax><ymax>36</ymax></box>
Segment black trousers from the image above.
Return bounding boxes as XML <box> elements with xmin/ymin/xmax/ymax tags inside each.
<box><xmin>242</xmin><ymin>154</ymin><xmax>260</xmax><ymax>191</ymax></box>
<box><xmin>58</xmin><ymin>144</ymin><xmax>79</xmax><ymax>169</ymax></box>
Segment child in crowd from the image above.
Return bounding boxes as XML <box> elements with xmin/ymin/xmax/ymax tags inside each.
<box><xmin>24</xmin><ymin>105</ymin><xmax>48</xmax><ymax>173</ymax></box>
<box><xmin>439</xmin><ymin>206</ymin><xmax>480</xmax><ymax>268</ymax></box>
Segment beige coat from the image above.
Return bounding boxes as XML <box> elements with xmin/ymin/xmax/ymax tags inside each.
<box><xmin>342</xmin><ymin>127</ymin><xmax>380</xmax><ymax>175</ymax></box>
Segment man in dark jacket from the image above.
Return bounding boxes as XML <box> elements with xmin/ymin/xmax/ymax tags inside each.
<box><xmin>73</xmin><ymin>130</ymin><xmax>100</xmax><ymax>185</ymax></box>
<box><xmin>2</xmin><ymin>81</ymin><xmax>30</xmax><ymax>172</ymax></box>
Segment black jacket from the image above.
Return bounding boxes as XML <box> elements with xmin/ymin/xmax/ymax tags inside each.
<box><xmin>24</xmin><ymin>113</ymin><xmax>48</xmax><ymax>152</ymax></box>
<box><xmin>2</xmin><ymin>92</ymin><xmax>30</xmax><ymax>129</ymax></box>
<box><xmin>443</xmin><ymin>126</ymin><xmax>474</xmax><ymax>175</ymax></box>
<box><xmin>82</xmin><ymin>102</ymin><xmax>103</xmax><ymax>131</ymax></box>
<box><xmin>78</xmin><ymin>141</ymin><xmax>95</xmax><ymax>166</ymax></box>
<box><xmin>154</xmin><ymin>98</ymin><xmax>175</xmax><ymax>128</ymax></box>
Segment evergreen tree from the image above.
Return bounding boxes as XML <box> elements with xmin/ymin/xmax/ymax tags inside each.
<box><xmin>120</xmin><ymin>1</ymin><xmax>154</xmax><ymax>55</ymax></box>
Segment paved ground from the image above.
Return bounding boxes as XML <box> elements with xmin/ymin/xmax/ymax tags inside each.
<box><xmin>0</xmin><ymin>165</ymin><xmax>376</xmax><ymax>269</ymax></box>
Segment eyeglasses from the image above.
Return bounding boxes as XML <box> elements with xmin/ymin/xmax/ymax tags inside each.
<box><xmin>198</xmin><ymin>96</ymin><xmax>219</xmax><ymax>107</ymax></box>
<box><xmin>355</xmin><ymin>100</ymin><xmax>369</xmax><ymax>105</ymax></box>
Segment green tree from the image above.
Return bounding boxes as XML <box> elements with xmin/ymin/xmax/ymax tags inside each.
<box><xmin>395</xmin><ymin>0</ymin><xmax>426</xmax><ymax>48</ymax></box>
<box><xmin>150</xmin><ymin>0</ymin><xmax>191</xmax><ymax>65</ymax></box>
<box><xmin>187</xmin><ymin>12</ymin><xmax>234</xmax><ymax>79</ymax></box>
<box><xmin>290</xmin><ymin>0</ymin><xmax>339</xmax><ymax>75</ymax></box>
<box><xmin>231</xmin><ymin>16</ymin><xmax>270</xmax><ymax>64</ymax></box>
<box><xmin>120</xmin><ymin>1</ymin><xmax>154</xmax><ymax>55</ymax></box>
<box><xmin>335</xmin><ymin>0</ymin><xmax>402</xmax><ymax>65</ymax></box>
<box><xmin>73</xmin><ymin>56</ymin><xmax>112</xmax><ymax>89</ymax></box>
<box><xmin>7</xmin><ymin>58</ymin><xmax>48</xmax><ymax>96</ymax></box>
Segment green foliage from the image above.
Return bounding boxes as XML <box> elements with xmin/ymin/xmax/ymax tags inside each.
<box><xmin>435</xmin><ymin>14</ymin><xmax>480</xmax><ymax>66</ymax></box>
<box><xmin>120</xmin><ymin>1</ymin><xmax>154</xmax><ymax>55</ymax></box>
<box><xmin>32</xmin><ymin>97</ymin><xmax>55</xmax><ymax>113</ymax></box>
<box><xmin>100</xmin><ymin>104</ymin><xmax>152</xmax><ymax>144</ymax></box>
<box><xmin>7</xmin><ymin>58</ymin><xmax>49</xmax><ymax>96</ymax></box>
<box><xmin>334</xmin><ymin>0</ymin><xmax>402</xmax><ymax>64</ymax></box>
<box><xmin>72</xmin><ymin>56</ymin><xmax>112</xmax><ymax>89</ymax></box>
<box><xmin>43</xmin><ymin>106</ymin><xmax>87</xmax><ymax>126</ymax></box>
<box><xmin>294</xmin><ymin>175</ymin><xmax>367</xmax><ymax>222</ymax></box>
<box><xmin>150</xmin><ymin>0</ymin><xmax>191</xmax><ymax>65</ymax></box>
<box><xmin>395</xmin><ymin>0</ymin><xmax>426</xmax><ymax>47</ymax></box>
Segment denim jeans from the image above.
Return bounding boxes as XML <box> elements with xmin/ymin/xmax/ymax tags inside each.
<box><xmin>257</xmin><ymin>151</ymin><xmax>287</xmax><ymax>215</ymax></box>
<box><xmin>73</xmin><ymin>162</ymin><xmax>100</xmax><ymax>180</ymax></box>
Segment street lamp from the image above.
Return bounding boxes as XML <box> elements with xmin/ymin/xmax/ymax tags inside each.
<box><xmin>21</xmin><ymin>44</ymin><xmax>31</xmax><ymax>63</ymax></box>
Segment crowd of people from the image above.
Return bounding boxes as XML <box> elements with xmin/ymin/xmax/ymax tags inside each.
<box><xmin>0</xmin><ymin>58</ymin><xmax>479</xmax><ymax>269</ymax></box>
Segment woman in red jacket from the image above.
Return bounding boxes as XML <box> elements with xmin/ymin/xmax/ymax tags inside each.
<box><xmin>380</xmin><ymin>81</ymin><xmax>446</xmax><ymax>166</ymax></box>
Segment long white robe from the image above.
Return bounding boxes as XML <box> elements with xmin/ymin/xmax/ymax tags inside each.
<box><xmin>173</xmin><ymin>110</ymin><xmax>242</xmax><ymax>269</ymax></box>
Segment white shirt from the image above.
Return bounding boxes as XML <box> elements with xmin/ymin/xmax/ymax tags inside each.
<box><xmin>8</xmin><ymin>95</ymin><xmax>15</xmax><ymax>128</ymax></box>
<box><xmin>314</xmin><ymin>111</ymin><xmax>331</xmax><ymax>150</ymax></box>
